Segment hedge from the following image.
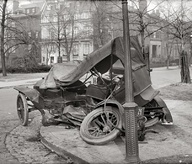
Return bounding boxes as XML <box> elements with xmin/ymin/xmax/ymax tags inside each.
<box><xmin>0</xmin><ymin>65</ymin><xmax>51</xmax><ymax>73</ymax></box>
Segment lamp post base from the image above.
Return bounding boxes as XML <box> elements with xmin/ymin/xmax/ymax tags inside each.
<box><xmin>123</xmin><ymin>102</ymin><xmax>140</xmax><ymax>164</ymax></box>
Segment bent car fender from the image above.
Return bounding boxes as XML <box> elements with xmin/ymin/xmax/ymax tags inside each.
<box><xmin>154</xmin><ymin>95</ymin><xmax>173</xmax><ymax>123</ymax></box>
<box><xmin>95</xmin><ymin>99</ymin><xmax>124</xmax><ymax>116</ymax></box>
<box><xmin>14</xmin><ymin>86</ymin><xmax>44</xmax><ymax>110</ymax></box>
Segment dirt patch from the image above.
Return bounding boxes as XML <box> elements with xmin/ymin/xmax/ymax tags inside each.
<box><xmin>142</xmin><ymin>83</ymin><xmax>192</xmax><ymax>163</ymax></box>
<box><xmin>159</xmin><ymin>83</ymin><xmax>192</xmax><ymax>101</ymax></box>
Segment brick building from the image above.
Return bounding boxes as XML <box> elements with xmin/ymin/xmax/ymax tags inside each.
<box><xmin>6</xmin><ymin>0</ymin><xmax>190</xmax><ymax>67</ymax></box>
<box><xmin>40</xmin><ymin>0</ymin><xmax>94</xmax><ymax>65</ymax></box>
<box><xmin>6</xmin><ymin>0</ymin><xmax>44</xmax><ymax>66</ymax></box>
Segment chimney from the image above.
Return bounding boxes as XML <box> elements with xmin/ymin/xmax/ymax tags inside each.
<box><xmin>13</xmin><ymin>0</ymin><xmax>19</xmax><ymax>13</ymax></box>
<box><xmin>139</xmin><ymin>0</ymin><xmax>147</xmax><ymax>13</ymax></box>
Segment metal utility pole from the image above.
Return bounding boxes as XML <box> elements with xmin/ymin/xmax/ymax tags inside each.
<box><xmin>122</xmin><ymin>0</ymin><xmax>140</xmax><ymax>163</ymax></box>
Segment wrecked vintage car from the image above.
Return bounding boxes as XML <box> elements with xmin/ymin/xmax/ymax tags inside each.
<box><xmin>15</xmin><ymin>36</ymin><xmax>173</xmax><ymax>145</ymax></box>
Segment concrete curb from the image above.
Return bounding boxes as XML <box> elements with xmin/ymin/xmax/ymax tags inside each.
<box><xmin>40</xmin><ymin>130</ymin><xmax>89</xmax><ymax>164</ymax></box>
<box><xmin>39</xmin><ymin>125</ymin><xmax>129</xmax><ymax>164</ymax></box>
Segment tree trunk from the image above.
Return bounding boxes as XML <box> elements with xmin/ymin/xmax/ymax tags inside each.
<box><xmin>180</xmin><ymin>51</ymin><xmax>191</xmax><ymax>83</ymax></box>
<box><xmin>166</xmin><ymin>55</ymin><xmax>170</xmax><ymax>69</ymax></box>
<box><xmin>141</xmin><ymin>30</ymin><xmax>145</xmax><ymax>60</ymax></box>
<box><xmin>166</xmin><ymin>43</ymin><xmax>170</xmax><ymax>69</ymax></box>
<box><xmin>66</xmin><ymin>51</ymin><xmax>70</xmax><ymax>61</ymax></box>
<box><xmin>0</xmin><ymin>0</ymin><xmax>8</xmax><ymax>76</ymax></box>
<box><xmin>46</xmin><ymin>53</ymin><xmax>49</xmax><ymax>65</ymax></box>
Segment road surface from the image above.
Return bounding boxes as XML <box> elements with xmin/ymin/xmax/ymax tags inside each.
<box><xmin>0</xmin><ymin>88</ymin><xmax>67</xmax><ymax>163</ymax></box>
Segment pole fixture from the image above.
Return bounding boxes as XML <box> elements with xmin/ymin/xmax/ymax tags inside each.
<box><xmin>122</xmin><ymin>0</ymin><xmax>140</xmax><ymax>163</ymax></box>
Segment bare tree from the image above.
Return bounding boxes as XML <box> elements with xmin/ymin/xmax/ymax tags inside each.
<box><xmin>91</xmin><ymin>1</ymin><xmax>113</xmax><ymax>50</ymax></box>
<box><xmin>43</xmin><ymin>1</ymin><xmax>80</xmax><ymax>63</ymax></box>
<box><xmin>0</xmin><ymin>0</ymin><xmax>8</xmax><ymax>76</ymax></box>
<box><xmin>42</xmin><ymin>41</ymin><xmax>55</xmax><ymax>65</ymax></box>
<box><xmin>160</xmin><ymin>0</ymin><xmax>192</xmax><ymax>83</ymax></box>
<box><xmin>126</xmin><ymin>0</ymin><xmax>166</xmax><ymax>73</ymax></box>
<box><xmin>1</xmin><ymin>0</ymin><xmax>42</xmax><ymax>74</ymax></box>
<box><xmin>5</xmin><ymin>19</ymin><xmax>31</xmax><ymax>61</ymax></box>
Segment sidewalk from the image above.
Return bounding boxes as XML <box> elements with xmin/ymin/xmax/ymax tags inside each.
<box><xmin>40</xmin><ymin>100</ymin><xmax>192</xmax><ymax>164</ymax></box>
<box><xmin>0</xmin><ymin>73</ymin><xmax>47</xmax><ymax>89</ymax></box>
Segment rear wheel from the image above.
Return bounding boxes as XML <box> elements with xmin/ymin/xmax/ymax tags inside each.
<box><xmin>17</xmin><ymin>93</ymin><xmax>29</xmax><ymax>126</ymax></box>
<box><xmin>80</xmin><ymin>106</ymin><xmax>122</xmax><ymax>145</ymax></box>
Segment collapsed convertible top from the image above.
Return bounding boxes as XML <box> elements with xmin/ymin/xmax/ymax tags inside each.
<box><xmin>39</xmin><ymin>36</ymin><xmax>151</xmax><ymax>97</ymax></box>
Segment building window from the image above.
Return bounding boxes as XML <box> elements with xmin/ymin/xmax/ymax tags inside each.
<box><xmin>81</xmin><ymin>12</ymin><xmax>90</xmax><ymax>19</ymax></box>
<box><xmin>156</xmin><ymin>31</ymin><xmax>161</xmax><ymax>39</ymax></box>
<box><xmin>26</xmin><ymin>8</ymin><xmax>30</xmax><ymax>14</ymax></box>
<box><xmin>32</xmin><ymin>8</ymin><xmax>36</xmax><ymax>13</ymax></box>
<box><xmin>74</xmin><ymin>14</ymin><xmax>77</xmax><ymax>20</ymax></box>
<box><xmin>83</xmin><ymin>42</ymin><xmax>90</xmax><ymax>55</ymax></box>
<box><xmin>7</xmin><ymin>33</ymin><xmax>11</xmax><ymax>38</ymax></box>
<box><xmin>152</xmin><ymin>31</ymin><xmax>161</xmax><ymax>39</ymax></box>
<box><xmin>64</xmin><ymin>14</ymin><xmax>70</xmax><ymax>20</ymax></box>
<box><xmin>10</xmin><ymin>46</ymin><xmax>16</xmax><ymax>53</ymax></box>
<box><xmin>50</xmin><ymin>5</ymin><xmax>55</xmax><ymax>10</ymax></box>
<box><xmin>28</xmin><ymin>32</ymin><xmax>32</xmax><ymax>37</ymax></box>
<box><xmin>74</xmin><ymin>27</ymin><xmax>78</xmax><ymax>37</ymax></box>
<box><xmin>28</xmin><ymin>44</ymin><xmax>32</xmax><ymax>51</ymax></box>
<box><xmin>152</xmin><ymin>45</ymin><xmax>157</xmax><ymax>58</ymax></box>
<box><xmin>73</xmin><ymin>44</ymin><xmax>79</xmax><ymax>56</ymax></box>
<box><xmin>75</xmin><ymin>13</ymin><xmax>81</xmax><ymax>20</ymax></box>
<box><xmin>153</xmin><ymin>32</ymin><xmax>156</xmax><ymax>38</ymax></box>
<box><xmin>11</xmin><ymin>22</ymin><xmax>15</xmax><ymax>27</ymax></box>
<box><xmin>13</xmin><ymin>47</ymin><xmax>16</xmax><ymax>53</ymax></box>
<box><xmin>50</xmin><ymin>31</ymin><xmax>55</xmax><ymax>39</ymax></box>
<box><xmin>35</xmin><ymin>31</ymin><xmax>39</xmax><ymax>38</ymax></box>
<box><xmin>53</xmin><ymin>15</ymin><xmax>57</xmax><ymax>22</ymax></box>
<box><xmin>50</xmin><ymin>56</ymin><xmax>54</xmax><ymax>64</ymax></box>
<box><xmin>47</xmin><ymin>5</ymin><xmax>51</xmax><ymax>10</ymax></box>
<box><xmin>84</xmin><ymin>26</ymin><xmax>91</xmax><ymax>37</ymax></box>
<box><xmin>65</xmin><ymin>2</ymin><xmax>71</xmax><ymax>8</ymax></box>
<box><xmin>42</xmin><ymin>15</ymin><xmax>48</xmax><ymax>23</ymax></box>
<box><xmin>60</xmin><ymin>4</ymin><xmax>64</xmax><ymax>10</ymax></box>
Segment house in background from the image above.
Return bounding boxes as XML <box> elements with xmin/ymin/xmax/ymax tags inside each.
<box><xmin>7</xmin><ymin>0</ymin><xmax>44</xmax><ymax>66</ymax></box>
<box><xmin>5</xmin><ymin>0</ymin><xmax>190</xmax><ymax>67</ymax></box>
<box><xmin>40</xmin><ymin>0</ymin><xmax>94</xmax><ymax>65</ymax></box>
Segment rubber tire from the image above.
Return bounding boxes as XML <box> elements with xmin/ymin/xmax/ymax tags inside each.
<box><xmin>145</xmin><ymin>117</ymin><xmax>159</xmax><ymax>128</ymax></box>
<box><xmin>17</xmin><ymin>93</ymin><xmax>29</xmax><ymax>126</ymax></box>
<box><xmin>154</xmin><ymin>95</ymin><xmax>173</xmax><ymax>123</ymax></box>
<box><xmin>80</xmin><ymin>106</ymin><xmax>122</xmax><ymax>145</ymax></box>
<box><xmin>144</xmin><ymin>98</ymin><xmax>161</xmax><ymax>128</ymax></box>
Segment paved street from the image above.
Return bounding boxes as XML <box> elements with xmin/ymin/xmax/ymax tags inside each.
<box><xmin>0</xmin><ymin>89</ymin><xmax>67</xmax><ymax>163</ymax></box>
<box><xmin>0</xmin><ymin>88</ymin><xmax>20</xmax><ymax>163</ymax></box>
<box><xmin>151</xmin><ymin>66</ymin><xmax>183</xmax><ymax>89</ymax></box>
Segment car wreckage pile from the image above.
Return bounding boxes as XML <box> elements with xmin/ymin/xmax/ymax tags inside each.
<box><xmin>15</xmin><ymin>36</ymin><xmax>173</xmax><ymax>145</ymax></box>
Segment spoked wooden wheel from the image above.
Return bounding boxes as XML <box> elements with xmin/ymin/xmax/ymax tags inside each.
<box><xmin>80</xmin><ymin>106</ymin><xmax>122</xmax><ymax>145</ymax></box>
<box><xmin>17</xmin><ymin>93</ymin><xmax>29</xmax><ymax>126</ymax></box>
